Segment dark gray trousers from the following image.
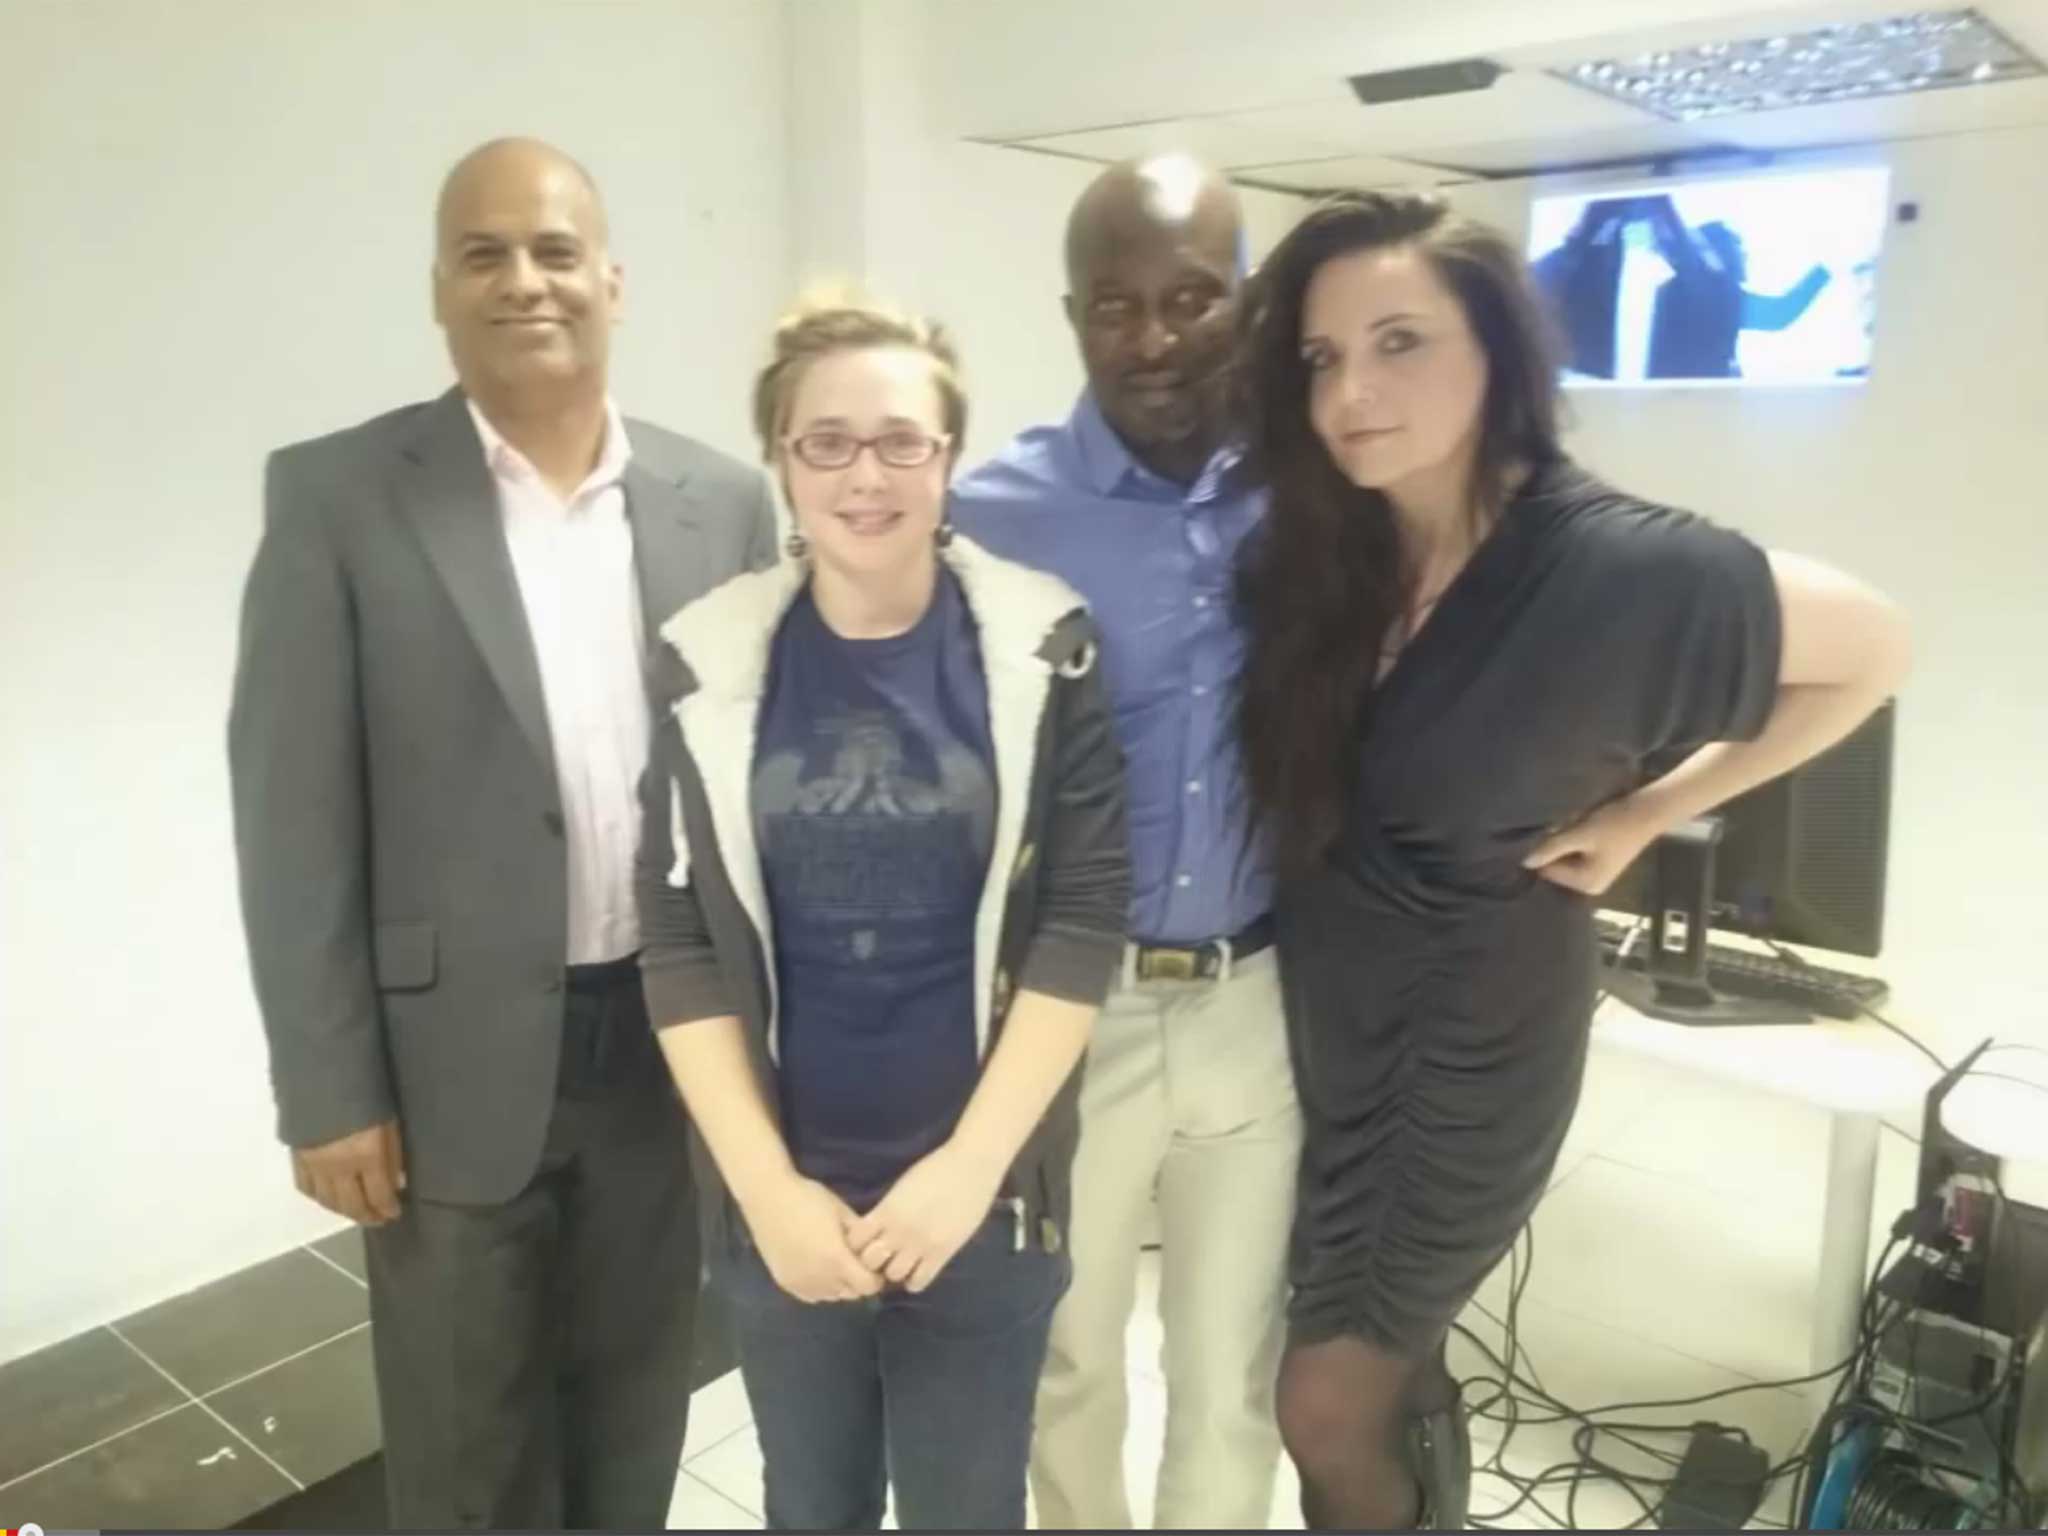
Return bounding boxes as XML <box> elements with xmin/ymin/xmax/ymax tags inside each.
<box><xmin>364</xmin><ymin>963</ymin><xmax>699</xmax><ymax>1529</ymax></box>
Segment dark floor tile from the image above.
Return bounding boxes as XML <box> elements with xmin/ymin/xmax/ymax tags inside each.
<box><xmin>0</xmin><ymin>1402</ymin><xmax>295</xmax><ymax>1531</ymax></box>
<box><xmin>236</xmin><ymin>1451</ymin><xmax>386</xmax><ymax>1531</ymax></box>
<box><xmin>114</xmin><ymin>1250</ymin><xmax>369</xmax><ymax>1397</ymax></box>
<box><xmin>0</xmin><ymin>1327</ymin><xmax>186</xmax><ymax>1486</ymax></box>
<box><xmin>207</xmin><ymin>1327</ymin><xmax>379</xmax><ymax>1489</ymax></box>
<box><xmin>308</xmin><ymin>1226</ymin><xmax>368</xmax><ymax>1284</ymax></box>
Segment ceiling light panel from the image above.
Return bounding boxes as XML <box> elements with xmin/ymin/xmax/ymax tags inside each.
<box><xmin>1553</xmin><ymin>8</ymin><xmax>2043</xmax><ymax>121</ymax></box>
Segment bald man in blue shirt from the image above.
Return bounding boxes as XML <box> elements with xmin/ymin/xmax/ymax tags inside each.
<box><xmin>951</xmin><ymin>156</ymin><xmax>1300</xmax><ymax>1531</ymax></box>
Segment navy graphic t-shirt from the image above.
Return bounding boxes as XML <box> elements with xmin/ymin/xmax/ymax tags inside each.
<box><xmin>753</xmin><ymin>571</ymin><xmax>996</xmax><ymax>1209</ymax></box>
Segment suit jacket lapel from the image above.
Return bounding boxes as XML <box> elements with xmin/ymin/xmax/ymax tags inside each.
<box><xmin>399</xmin><ymin>389</ymin><xmax>555</xmax><ymax>774</ymax></box>
<box><xmin>622</xmin><ymin>453</ymin><xmax>704</xmax><ymax>648</ymax></box>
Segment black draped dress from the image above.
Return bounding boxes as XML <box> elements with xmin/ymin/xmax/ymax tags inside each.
<box><xmin>1278</xmin><ymin>457</ymin><xmax>1783</xmax><ymax>1350</ymax></box>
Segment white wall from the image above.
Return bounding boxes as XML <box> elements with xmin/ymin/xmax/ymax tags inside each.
<box><xmin>1438</xmin><ymin>128</ymin><xmax>2048</xmax><ymax>1050</ymax></box>
<box><xmin>780</xmin><ymin>0</ymin><xmax>1306</xmax><ymax>464</ymax></box>
<box><xmin>0</xmin><ymin>0</ymin><xmax>791</xmax><ymax>1362</ymax></box>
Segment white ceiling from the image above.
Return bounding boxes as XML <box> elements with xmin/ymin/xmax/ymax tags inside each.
<box><xmin>924</xmin><ymin>0</ymin><xmax>2048</xmax><ymax>190</ymax></box>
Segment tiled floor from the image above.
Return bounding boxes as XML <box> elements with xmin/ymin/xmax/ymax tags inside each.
<box><xmin>3</xmin><ymin>1032</ymin><xmax>1919</xmax><ymax>1531</ymax></box>
<box><xmin>0</xmin><ymin>1218</ymin><xmax>742</xmax><ymax>1533</ymax></box>
<box><xmin>0</xmin><ymin>1238</ymin><xmax>376</xmax><ymax>1530</ymax></box>
<box><xmin>664</xmin><ymin>1037</ymin><xmax>1925</xmax><ymax>1530</ymax></box>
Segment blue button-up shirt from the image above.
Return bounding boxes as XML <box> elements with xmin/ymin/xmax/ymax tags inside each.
<box><xmin>951</xmin><ymin>392</ymin><xmax>1271</xmax><ymax>944</ymax></box>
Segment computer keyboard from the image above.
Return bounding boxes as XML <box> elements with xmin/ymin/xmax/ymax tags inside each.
<box><xmin>1595</xmin><ymin>916</ymin><xmax>1890</xmax><ymax>1021</ymax></box>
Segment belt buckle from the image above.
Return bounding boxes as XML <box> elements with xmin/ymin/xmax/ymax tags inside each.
<box><xmin>1138</xmin><ymin>938</ymin><xmax>1232</xmax><ymax>984</ymax></box>
<box><xmin>1141</xmin><ymin>946</ymin><xmax>1201</xmax><ymax>983</ymax></box>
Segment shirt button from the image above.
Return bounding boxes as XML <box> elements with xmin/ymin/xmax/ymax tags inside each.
<box><xmin>1186</xmin><ymin>780</ymin><xmax>1203</xmax><ymax>795</ymax></box>
<box><xmin>1175</xmin><ymin>873</ymin><xmax>1193</xmax><ymax>889</ymax></box>
<box><xmin>543</xmin><ymin>810</ymin><xmax>565</xmax><ymax>837</ymax></box>
<box><xmin>1191</xmin><ymin>684</ymin><xmax>1209</xmax><ymax>698</ymax></box>
<box><xmin>1193</xmin><ymin>595</ymin><xmax>1210</xmax><ymax>610</ymax></box>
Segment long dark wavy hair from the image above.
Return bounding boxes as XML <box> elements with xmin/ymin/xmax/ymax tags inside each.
<box><xmin>1235</xmin><ymin>192</ymin><xmax>1566</xmax><ymax>880</ymax></box>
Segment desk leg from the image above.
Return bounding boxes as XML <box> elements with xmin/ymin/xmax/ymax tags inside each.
<box><xmin>1813</xmin><ymin>1111</ymin><xmax>1880</xmax><ymax>1397</ymax></box>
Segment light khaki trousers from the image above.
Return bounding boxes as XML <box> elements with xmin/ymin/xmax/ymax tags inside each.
<box><xmin>1030</xmin><ymin>946</ymin><xmax>1303</xmax><ymax>1530</ymax></box>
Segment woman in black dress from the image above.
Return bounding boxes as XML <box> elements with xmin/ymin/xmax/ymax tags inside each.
<box><xmin>1234</xmin><ymin>193</ymin><xmax>1911</xmax><ymax>1529</ymax></box>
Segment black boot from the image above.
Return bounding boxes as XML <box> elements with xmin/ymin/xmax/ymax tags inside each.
<box><xmin>1407</xmin><ymin>1386</ymin><xmax>1473</xmax><ymax>1530</ymax></box>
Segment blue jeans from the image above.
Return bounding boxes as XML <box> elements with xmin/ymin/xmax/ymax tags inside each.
<box><xmin>711</xmin><ymin>1212</ymin><xmax>1070</xmax><ymax>1531</ymax></box>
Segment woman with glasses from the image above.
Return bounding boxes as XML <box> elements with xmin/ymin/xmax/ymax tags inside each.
<box><xmin>637</xmin><ymin>294</ymin><xmax>1131</xmax><ymax>1531</ymax></box>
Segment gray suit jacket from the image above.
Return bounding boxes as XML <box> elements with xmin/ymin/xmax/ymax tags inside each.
<box><xmin>229</xmin><ymin>387</ymin><xmax>775</xmax><ymax>1205</ymax></box>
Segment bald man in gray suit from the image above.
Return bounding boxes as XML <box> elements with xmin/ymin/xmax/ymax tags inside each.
<box><xmin>229</xmin><ymin>139</ymin><xmax>773</xmax><ymax>1528</ymax></box>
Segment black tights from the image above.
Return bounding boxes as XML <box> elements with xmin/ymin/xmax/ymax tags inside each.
<box><xmin>1277</xmin><ymin>1329</ymin><xmax>1459</xmax><ymax>1531</ymax></box>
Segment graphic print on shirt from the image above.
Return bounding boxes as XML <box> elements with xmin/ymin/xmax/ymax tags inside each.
<box><xmin>754</xmin><ymin>707</ymin><xmax>994</xmax><ymax>969</ymax></box>
<box><xmin>751</xmin><ymin>577</ymin><xmax>998</xmax><ymax>1204</ymax></box>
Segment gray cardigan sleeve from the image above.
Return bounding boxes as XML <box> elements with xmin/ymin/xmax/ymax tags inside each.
<box><xmin>636</xmin><ymin>697</ymin><xmax>742</xmax><ymax>1031</ymax></box>
<box><xmin>1016</xmin><ymin>638</ymin><xmax>1132</xmax><ymax>1006</ymax></box>
<box><xmin>640</xmin><ymin>478</ymin><xmax>774</xmax><ymax>1032</ymax></box>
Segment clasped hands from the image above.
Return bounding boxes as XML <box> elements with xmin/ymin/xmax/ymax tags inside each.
<box><xmin>747</xmin><ymin>1140</ymin><xmax>1004</xmax><ymax>1305</ymax></box>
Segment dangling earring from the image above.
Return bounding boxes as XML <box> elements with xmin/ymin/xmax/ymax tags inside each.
<box><xmin>934</xmin><ymin>516</ymin><xmax>956</xmax><ymax>550</ymax></box>
<box><xmin>784</xmin><ymin>529</ymin><xmax>810</xmax><ymax>560</ymax></box>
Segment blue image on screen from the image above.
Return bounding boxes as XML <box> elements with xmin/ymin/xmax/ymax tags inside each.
<box><xmin>1526</xmin><ymin>166</ymin><xmax>1891</xmax><ymax>387</ymax></box>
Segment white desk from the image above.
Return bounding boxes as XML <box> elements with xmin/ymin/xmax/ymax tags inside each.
<box><xmin>1589</xmin><ymin>996</ymin><xmax>1937</xmax><ymax>1395</ymax></box>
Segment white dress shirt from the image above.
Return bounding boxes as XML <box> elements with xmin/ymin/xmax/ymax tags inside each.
<box><xmin>469</xmin><ymin>398</ymin><xmax>648</xmax><ymax>965</ymax></box>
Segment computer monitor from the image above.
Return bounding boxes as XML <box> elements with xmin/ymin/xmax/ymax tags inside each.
<box><xmin>1606</xmin><ymin>699</ymin><xmax>1895</xmax><ymax>957</ymax></box>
